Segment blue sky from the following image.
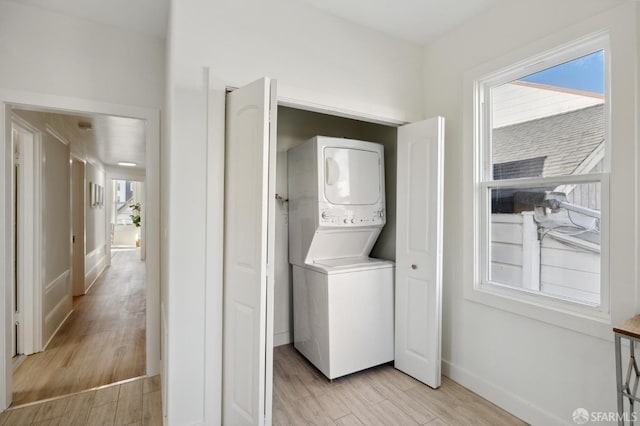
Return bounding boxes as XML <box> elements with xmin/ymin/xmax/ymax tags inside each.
<box><xmin>520</xmin><ymin>50</ymin><xmax>604</xmax><ymax>94</ymax></box>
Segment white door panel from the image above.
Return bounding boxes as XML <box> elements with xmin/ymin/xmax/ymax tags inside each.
<box><xmin>395</xmin><ymin>116</ymin><xmax>444</xmax><ymax>388</ymax></box>
<box><xmin>223</xmin><ymin>77</ymin><xmax>276</xmax><ymax>425</ymax></box>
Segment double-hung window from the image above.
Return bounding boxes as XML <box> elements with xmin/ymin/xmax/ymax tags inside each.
<box><xmin>473</xmin><ymin>34</ymin><xmax>609</xmax><ymax>317</ymax></box>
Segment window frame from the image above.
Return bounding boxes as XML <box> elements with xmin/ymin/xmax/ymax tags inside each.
<box><xmin>472</xmin><ymin>32</ymin><xmax>611</xmax><ymax>322</ymax></box>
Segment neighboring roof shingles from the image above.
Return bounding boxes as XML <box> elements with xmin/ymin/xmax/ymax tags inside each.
<box><xmin>492</xmin><ymin>104</ymin><xmax>604</xmax><ymax>177</ymax></box>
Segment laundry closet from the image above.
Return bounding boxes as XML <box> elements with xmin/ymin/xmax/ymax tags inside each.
<box><xmin>222</xmin><ymin>78</ymin><xmax>443</xmax><ymax>425</ymax></box>
<box><xmin>272</xmin><ymin>106</ymin><xmax>398</xmax><ymax>352</ymax></box>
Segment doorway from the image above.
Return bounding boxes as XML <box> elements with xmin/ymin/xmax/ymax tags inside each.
<box><xmin>0</xmin><ymin>92</ymin><xmax>161</xmax><ymax>411</ymax></box>
<box><xmin>11</xmin><ymin>123</ymin><xmax>26</xmax><ymax>362</ymax></box>
<box><xmin>270</xmin><ymin>106</ymin><xmax>397</xmax><ymax>423</ymax></box>
<box><xmin>8</xmin><ymin>107</ymin><xmax>146</xmax><ymax>405</ymax></box>
<box><xmin>11</xmin><ymin>126</ymin><xmax>18</xmax><ymax>361</ymax></box>
<box><xmin>272</xmin><ymin>106</ymin><xmax>399</xmax><ymax>347</ymax></box>
<box><xmin>71</xmin><ymin>158</ymin><xmax>86</xmax><ymax>297</ymax></box>
<box><xmin>111</xmin><ymin>179</ymin><xmax>144</xmax><ymax>251</ymax></box>
<box><xmin>270</xmin><ymin>105</ymin><xmax>450</xmax><ymax>425</ymax></box>
<box><xmin>9</xmin><ymin>117</ymin><xmax>40</xmax><ymax>370</ymax></box>
<box><xmin>221</xmin><ymin>78</ymin><xmax>445</xmax><ymax>425</ymax></box>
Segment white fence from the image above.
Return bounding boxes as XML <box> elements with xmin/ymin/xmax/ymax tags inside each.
<box><xmin>491</xmin><ymin>213</ymin><xmax>600</xmax><ymax>304</ymax></box>
<box><xmin>112</xmin><ymin>224</ymin><xmax>138</xmax><ymax>246</ymax></box>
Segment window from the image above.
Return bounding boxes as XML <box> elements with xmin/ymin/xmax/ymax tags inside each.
<box><xmin>474</xmin><ymin>35</ymin><xmax>609</xmax><ymax>315</ymax></box>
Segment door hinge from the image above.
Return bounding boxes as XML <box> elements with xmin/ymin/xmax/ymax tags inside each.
<box><xmin>14</xmin><ymin>152</ymin><xmax>21</xmax><ymax>166</ymax></box>
<box><xmin>13</xmin><ymin>312</ymin><xmax>21</xmax><ymax>326</ymax></box>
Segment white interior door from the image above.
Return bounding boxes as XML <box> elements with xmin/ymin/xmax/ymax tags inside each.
<box><xmin>11</xmin><ymin>128</ymin><xmax>20</xmax><ymax>358</ymax></box>
<box><xmin>71</xmin><ymin>159</ymin><xmax>85</xmax><ymax>296</ymax></box>
<box><xmin>223</xmin><ymin>77</ymin><xmax>277</xmax><ymax>426</ymax></box>
<box><xmin>394</xmin><ymin>116</ymin><xmax>445</xmax><ymax>388</ymax></box>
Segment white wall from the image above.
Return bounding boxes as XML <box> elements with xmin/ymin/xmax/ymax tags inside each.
<box><xmin>85</xmin><ymin>162</ymin><xmax>105</xmax><ymax>254</ymax></box>
<box><xmin>84</xmin><ymin>162</ymin><xmax>108</xmax><ymax>292</ymax></box>
<box><xmin>423</xmin><ymin>1</ymin><xmax>637</xmax><ymax>423</ymax></box>
<box><xmin>0</xmin><ymin>1</ymin><xmax>164</xmax><ymax>109</ymax></box>
<box><xmin>166</xmin><ymin>0</ymin><xmax>423</xmax><ymax>422</ymax></box>
<box><xmin>274</xmin><ymin>106</ymin><xmax>397</xmax><ymax>346</ymax></box>
<box><xmin>171</xmin><ymin>0</ymin><xmax>423</xmax><ymax>123</ymax></box>
<box><xmin>41</xmin><ymin>123</ymin><xmax>71</xmax><ymax>347</ymax></box>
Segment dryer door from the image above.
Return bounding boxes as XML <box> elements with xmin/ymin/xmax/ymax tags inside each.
<box><xmin>323</xmin><ymin>148</ymin><xmax>381</xmax><ymax>205</ymax></box>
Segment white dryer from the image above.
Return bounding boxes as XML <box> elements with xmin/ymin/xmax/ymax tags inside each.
<box><xmin>288</xmin><ymin>136</ymin><xmax>394</xmax><ymax>380</ymax></box>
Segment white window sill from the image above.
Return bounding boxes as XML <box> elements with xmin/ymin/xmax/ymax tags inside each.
<box><xmin>463</xmin><ymin>282</ymin><xmax>614</xmax><ymax>341</ymax></box>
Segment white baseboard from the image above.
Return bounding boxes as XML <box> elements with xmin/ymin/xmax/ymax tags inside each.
<box><xmin>85</xmin><ymin>247</ymin><xmax>108</xmax><ymax>293</ymax></box>
<box><xmin>42</xmin><ymin>270</ymin><xmax>72</xmax><ymax>349</ymax></box>
<box><xmin>273</xmin><ymin>331</ymin><xmax>291</xmax><ymax>347</ymax></box>
<box><xmin>42</xmin><ymin>308</ymin><xmax>73</xmax><ymax>351</ymax></box>
<box><xmin>442</xmin><ymin>359</ymin><xmax>564</xmax><ymax>425</ymax></box>
<box><xmin>161</xmin><ymin>302</ymin><xmax>168</xmax><ymax>419</ymax></box>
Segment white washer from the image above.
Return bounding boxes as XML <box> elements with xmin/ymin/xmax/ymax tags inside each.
<box><xmin>292</xmin><ymin>258</ymin><xmax>394</xmax><ymax>380</ymax></box>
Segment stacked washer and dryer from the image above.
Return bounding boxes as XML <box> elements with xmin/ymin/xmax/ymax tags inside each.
<box><xmin>288</xmin><ymin>136</ymin><xmax>394</xmax><ymax>380</ymax></box>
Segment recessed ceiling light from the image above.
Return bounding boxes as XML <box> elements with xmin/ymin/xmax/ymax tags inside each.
<box><xmin>118</xmin><ymin>162</ymin><xmax>137</xmax><ymax>167</ymax></box>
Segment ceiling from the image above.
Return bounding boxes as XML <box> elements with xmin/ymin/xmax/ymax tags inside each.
<box><xmin>9</xmin><ymin>0</ymin><xmax>501</xmax><ymax>44</ymax></box>
<box><xmin>7</xmin><ymin>0</ymin><xmax>169</xmax><ymax>38</ymax></box>
<box><xmin>295</xmin><ymin>0</ymin><xmax>500</xmax><ymax>44</ymax></box>
<box><xmin>14</xmin><ymin>108</ymin><xmax>147</xmax><ymax>171</ymax></box>
<box><xmin>75</xmin><ymin>113</ymin><xmax>146</xmax><ymax>170</ymax></box>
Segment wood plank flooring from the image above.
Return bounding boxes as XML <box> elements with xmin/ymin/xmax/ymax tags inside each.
<box><xmin>0</xmin><ymin>376</ymin><xmax>162</xmax><ymax>426</ymax></box>
<box><xmin>8</xmin><ymin>246</ymin><xmax>523</xmax><ymax>424</ymax></box>
<box><xmin>12</xmin><ymin>249</ymin><xmax>146</xmax><ymax>406</ymax></box>
<box><xmin>273</xmin><ymin>344</ymin><xmax>526</xmax><ymax>425</ymax></box>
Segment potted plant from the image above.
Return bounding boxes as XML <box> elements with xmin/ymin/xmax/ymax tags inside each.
<box><xmin>130</xmin><ymin>202</ymin><xmax>142</xmax><ymax>247</ymax></box>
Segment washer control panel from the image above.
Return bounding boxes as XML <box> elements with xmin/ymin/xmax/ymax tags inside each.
<box><xmin>319</xmin><ymin>207</ymin><xmax>385</xmax><ymax>227</ymax></box>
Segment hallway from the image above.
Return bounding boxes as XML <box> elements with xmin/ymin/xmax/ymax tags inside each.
<box><xmin>12</xmin><ymin>249</ymin><xmax>146</xmax><ymax>406</ymax></box>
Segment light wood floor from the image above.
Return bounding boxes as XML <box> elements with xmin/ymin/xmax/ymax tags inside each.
<box><xmin>273</xmin><ymin>344</ymin><xmax>526</xmax><ymax>425</ymax></box>
<box><xmin>12</xmin><ymin>249</ymin><xmax>146</xmax><ymax>406</ymax></box>
<box><xmin>0</xmin><ymin>375</ymin><xmax>162</xmax><ymax>426</ymax></box>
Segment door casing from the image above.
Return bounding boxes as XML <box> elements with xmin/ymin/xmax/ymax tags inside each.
<box><xmin>71</xmin><ymin>157</ymin><xmax>85</xmax><ymax>297</ymax></box>
<box><xmin>218</xmin><ymin>76</ymin><xmax>441</xmax><ymax>425</ymax></box>
<box><xmin>10</xmin><ymin>115</ymin><xmax>42</xmax><ymax>358</ymax></box>
<box><xmin>0</xmin><ymin>90</ymin><xmax>161</xmax><ymax>411</ymax></box>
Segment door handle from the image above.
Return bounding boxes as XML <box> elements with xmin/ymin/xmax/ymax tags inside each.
<box><xmin>325</xmin><ymin>158</ymin><xmax>340</xmax><ymax>185</ymax></box>
<box><xmin>411</xmin><ymin>264</ymin><xmax>417</xmax><ymax>270</ymax></box>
